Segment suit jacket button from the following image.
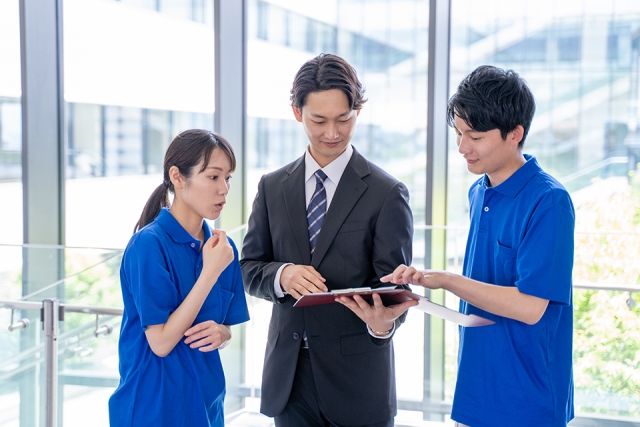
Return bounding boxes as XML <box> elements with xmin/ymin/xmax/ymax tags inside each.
<box><xmin>292</xmin><ymin>332</ymin><xmax>300</xmax><ymax>340</ymax></box>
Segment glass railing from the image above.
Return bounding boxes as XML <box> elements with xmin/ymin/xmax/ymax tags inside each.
<box><xmin>2</xmin><ymin>224</ymin><xmax>639</xmax><ymax>426</ymax></box>
<box><xmin>0</xmin><ymin>244</ymin><xmax>124</xmax><ymax>427</ymax></box>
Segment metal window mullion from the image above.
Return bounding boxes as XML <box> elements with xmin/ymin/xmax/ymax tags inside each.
<box><xmin>424</xmin><ymin>0</ymin><xmax>451</xmax><ymax>420</ymax></box>
<box><xmin>20</xmin><ymin>0</ymin><xmax>65</xmax><ymax>247</ymax></box>
<box><xmin>20</xmin><ymin>1</ymin><xmax>66</xmax><ymax>426</ymax></box>
<box><xmin>214</xmin><ymin>0</ymin><xmax>247</xmax><ymax>230</ymax></box>
<box><xmin>213</xmin><ymin>0</ymin><xmax>247</xmax><ymax>415</ymax></box>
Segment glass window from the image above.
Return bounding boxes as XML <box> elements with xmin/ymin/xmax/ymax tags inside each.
<box><xmin>63</xmin><ymin>0</ymin><xmax>215</xmax><ymax>249</ymax></box>
<box><xmin>0</xmin><ymin>1</ymin><xmax>22</xmax><ymax>245</ymax></box>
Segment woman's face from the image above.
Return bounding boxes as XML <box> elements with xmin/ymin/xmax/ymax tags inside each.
<box><xmin>178</xmin><ymin>148</ymin><xmax>233</xmax><ymax>221</ymax></box>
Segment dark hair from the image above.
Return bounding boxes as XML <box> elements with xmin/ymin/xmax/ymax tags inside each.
<box><xmin>290</xmin><ymin>53</ymin><xmax>367</xmax><ymax>110</ymax></box>
<box><xmin>133</xmin><ymin>129</ymin><xmax>236</xmax><ymax>233</ymax></box>
<box><xmin>447</xmin><ymin>65</ymin><xmax>536</xmax><ymax>149</ymax></box>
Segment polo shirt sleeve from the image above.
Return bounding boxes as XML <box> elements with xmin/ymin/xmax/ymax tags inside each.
<box><xmin>122</xmin><ymin>232</ymin><xmax>180</xmax><ymax>328</ymax></box>
<box><xmin>515</xmin><ymin>190</ymin><xmax>575</xmax><ymax>305</ymax></box>
<box><xmin>222</xmin><ymin>238</ymin><xmax>250</xmax><ymax>326</ymax></box>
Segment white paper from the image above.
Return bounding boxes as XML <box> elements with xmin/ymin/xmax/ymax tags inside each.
<box><xmin>414</xmin><ymin>296</ymin><xmax>495</xmax><ymax>327</ymax></box>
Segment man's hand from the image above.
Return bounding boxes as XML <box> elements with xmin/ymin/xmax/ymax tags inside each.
<box><xmin>336</xmin><ymin>293</ymin><xmax>418</xmax><ymax>334</ymax></box>
<box><xmin>184</xmin><ymin>321</ymin><xmax>231</xmax><ymax>352</ymax></box>
<box><xmin>280</xmin><ymin>265</ymin><xmax>328</xmax><ymax>299</ymax></box>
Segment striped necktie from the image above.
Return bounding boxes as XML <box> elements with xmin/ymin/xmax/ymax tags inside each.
<box><xmin>307</xmin><ymin>169</ymin><xmax>328</xmax><ymax>255</ymax></box>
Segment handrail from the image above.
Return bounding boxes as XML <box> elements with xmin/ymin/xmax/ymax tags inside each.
<box><xmin>573</xmin><ymin>282</ymin><xmax>640</xmax><ymax>293</ymax></box>
<box><xmin>0</xmin><ymin>300</ymin><xmax>123</xmax><ymax>316</ymax></box>
<box><xmin>413</xmin><ymin>224</ymin><xmax>640</xmax><ymax>235</ymax></box>
<box><xmin>0</xmin><ymin>314</ymin><xmax>121</xmax><ymax>375</ymax></box>
<box><xmin>0</xmin><ymin>242</ymin><xmax>124</xmax><ymax>251</ymax></box>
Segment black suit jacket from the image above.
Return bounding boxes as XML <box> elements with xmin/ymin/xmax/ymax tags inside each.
<box><xmin>240</xmin><ymin>147</ymin><xmax>413</xmax><ymax>425</ymax></box>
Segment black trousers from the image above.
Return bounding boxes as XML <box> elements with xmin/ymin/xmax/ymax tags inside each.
<box><xmin>274</xmin><ymin>349</ymin><xmax>393</xmax><ymax>427</ymax></box>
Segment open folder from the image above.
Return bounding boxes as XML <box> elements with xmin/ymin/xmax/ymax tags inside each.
<box><xmin>293</xmin><ymin>286</ymin><xmax>494</xmax><ymax>327</ymax></box>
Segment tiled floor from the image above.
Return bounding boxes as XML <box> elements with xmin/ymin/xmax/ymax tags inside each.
<box><xmin>225</xmin><ymin>401</ymin><xmax>455</xmax><ymax>427</ymax></box>
<box><xmin>226</xmin><ymin>413</ymin><xmax>452</xmax><ymax>427</ymax></box>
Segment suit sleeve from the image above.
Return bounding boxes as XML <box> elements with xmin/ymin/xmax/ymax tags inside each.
<box><xmin>240</xmin><ymin>175</ymin><xmax>287</xmax><ymax>303</ymax></box>
<box><xmin>372</xmin><ymin>181</ymin><xmax>414</xmax><ymax>331</ymax></box>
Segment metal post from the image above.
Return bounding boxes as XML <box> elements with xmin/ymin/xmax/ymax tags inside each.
<box><xmin>43</xmin><ymin>298</ymin><xmax>59</xmax><ymax>427</ymax></box>
<box><xmin>424</xmin><ymin>0</ymin><xmax>451</xmax><ymax>420</ymax></box>
<box><xmin>214</xmin><ymin>1</ymin><xmax>248</xmax><ymax>413</ymax></box>
<box><xmin>214</xmin><ymin>0</ymin><xmax>247</xmax><ymax>230</ymax></box>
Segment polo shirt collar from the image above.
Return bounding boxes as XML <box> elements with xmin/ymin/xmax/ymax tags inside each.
<box><xmin>155</xmin><ymin>207</ymin><xmax>209</xmax><ymax>245</ymax></box>
<box><xmin>484</xmin><ymin>154</ymin><xmax>540</xmax><ymax>198</ymax></box>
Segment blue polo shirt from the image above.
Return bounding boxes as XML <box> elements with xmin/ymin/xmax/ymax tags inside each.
<box><xmin>451</xmin><ymin>155</ymin><xmax>575</xmax><ymax>427</ymax></box>
<box><xmin>109</xmin><ymin>208</ymin><xmax>250</xmax><ymax>427</ymax></box>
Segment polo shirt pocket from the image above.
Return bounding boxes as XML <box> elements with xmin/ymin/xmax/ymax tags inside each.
<box><xmin>494</xmin><ymin>241</ymin><xmax>517</xmax><ymax>286</ymax></box>
<box><xmin>201</xmin><ymin>287</ymin><xmax>233</xmax><ymax>324</ymax></box>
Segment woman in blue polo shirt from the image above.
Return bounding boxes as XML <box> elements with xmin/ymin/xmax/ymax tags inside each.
<box><xmin>109</xmin><ymin>129</ymin><xmax>250</xmax><ymax>427</ymax></box>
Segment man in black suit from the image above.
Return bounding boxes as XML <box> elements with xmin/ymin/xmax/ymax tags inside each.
<box><xmin>241</xmin><ymin>53</ymin><xmax>417</xmax><ymax>427</ymax></box>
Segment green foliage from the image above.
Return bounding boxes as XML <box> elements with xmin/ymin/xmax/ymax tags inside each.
<box><xmin>572</xmin><ymin>173</ymin><xmax>640</xmax><ymax>417</ymax></box>
<box><xmin>573</xmin><ymin>289</ymin><xmax>640</xmax><ymax>416</ymax></box>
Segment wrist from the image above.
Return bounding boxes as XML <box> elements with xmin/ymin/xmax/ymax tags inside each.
<box><xmin>370</xmin><ymin>324</ymin><xmax>394</xmax><ymax>336</ymax></box>
<box><xmin>219</xmin><ymin>325</ymin><xmax>232</xmax><ymax>349</ymax></box>
<box><xmin>200</xmin><ymin>268</ymin><xmax>220</xmax><ymax>284</ymax></box>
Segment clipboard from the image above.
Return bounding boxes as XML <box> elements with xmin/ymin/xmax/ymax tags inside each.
<box><xmin>293</xmin><ymin>286</ymin><xmax>495</xmax><ymax>327</ymax></box>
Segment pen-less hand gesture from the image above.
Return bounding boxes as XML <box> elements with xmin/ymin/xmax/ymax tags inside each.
<box><xmin>280</xmin><ymin>265</ymin><xmax>328</xmax><ymax>299</ymax></box>
<box><xmin>336</xmin><ymin>293</ymin><xmax>419</xmax><ymax>334</ymax></box>
<box><xmin>202</xmin><ymin>230</ymin><xmax>234</xmax><ymax>281</ymax></box>
<box><xmin>184</xmin><ymin>320</ymin><xmax>231</xmax><ymax>352</ymax></box>
<box><xmin>381</xmin><ymin>264</ymin><xmax>448</xmax><ymax>290</ymax></box>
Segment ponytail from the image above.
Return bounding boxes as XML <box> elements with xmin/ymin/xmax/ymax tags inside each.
<box><xmin>133</xmin><ymin>182</ymin><xmax>170</xmax><ymax>233</ymax></box>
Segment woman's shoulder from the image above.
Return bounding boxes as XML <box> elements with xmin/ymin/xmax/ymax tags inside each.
<box><xmin>124</xmin><ymin>222</ymin><xmax>168</xmax><ymax>255</ymax></box>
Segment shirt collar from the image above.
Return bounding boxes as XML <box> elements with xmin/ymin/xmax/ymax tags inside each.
<box><xmin>304</xmin><ymin>144</ymin><xmax>353</xmax><ymax>184</ymax></box>
<box><xmin>155</xmin><ymin>207</ymin><xmax>209</xmax><ymax>245</ymax></box>
<box><xmin>483</xmin><ymin>154</ymin><xmax>540</xmax><ymax>198</ymax></box>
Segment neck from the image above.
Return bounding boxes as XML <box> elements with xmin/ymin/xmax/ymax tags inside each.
<box><xmin>487</xmin><ymin>152</ymin><xmax>527</xmax><ymax>187</ymax></box>
<box><xmin>169</xmin><ymin>201</ymin><xmax>205</xmax><ymax>241</ymax></box>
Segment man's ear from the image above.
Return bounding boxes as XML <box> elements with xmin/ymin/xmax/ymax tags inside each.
<box><xmin>292</xmin><ymin>106</ymin><xmax>303</xmax><ymax>123</ymax></box>
<box><xmin>509</xmin><ymin>125</ymin><xmax>524</xmax><ymax>147</ymax></box>
<box><xmin>169</xmin><ymin>165</ymin><xmax>184</xmax><ymax>189</ymax></box>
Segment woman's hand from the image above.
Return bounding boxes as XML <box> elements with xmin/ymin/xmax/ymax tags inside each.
<box><xmin>184</xmin><ymin>321</ymin><xmax>232</xmax><ymax>352</ymax></box>
<box><xmin>202</xmin><ymin>230</ymin><xmax>234</xmax><ymax>281</ymax></box>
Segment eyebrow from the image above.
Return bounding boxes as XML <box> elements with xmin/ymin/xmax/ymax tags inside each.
<box><xmin>454</xmin><ymin>125</ymin><xmax>479</xmax><ymax>133</ymax></box>
<box><xmin>310</xmin><ymin>111</ymin><xmax>351</xmax><ymax>119</ymax></box>
<box><xmin>204</xmin><ymin>166</ymin><xmax>226</xmax><ymax>172</ymax></box>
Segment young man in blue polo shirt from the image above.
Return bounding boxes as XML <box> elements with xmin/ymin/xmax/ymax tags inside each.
<box><xmin>383</xmin><ymin>65</ymin><xmax>575</xmax><ymax>427</ymax></box>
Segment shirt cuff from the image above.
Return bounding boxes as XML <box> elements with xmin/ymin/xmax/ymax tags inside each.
<box><xmin>274</xmin><ymin>263</ymin><xmax>293</xmax><ymax>298</ymax></box>
<box><xmin>367</xmin><ymin>323</ymin><xmax>395</xmax><ymax>339</ymax></box>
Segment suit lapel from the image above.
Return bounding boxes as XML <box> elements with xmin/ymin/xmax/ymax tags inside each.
<box><xmin>311</xmin><ymin>149</ymin><xmax>369</xmax><ymax>268</ymax></box>
<box><xmin>281</xmin><ymin>156</ymin><xmax>312</xmax><ymax>265</ymax></box>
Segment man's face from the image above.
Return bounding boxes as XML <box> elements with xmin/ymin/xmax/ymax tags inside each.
<box><xmin>454</xmin><ymin>115</ymin><xmax>524</xmax><ymax>187</ymax></box>
<box><xmin>293</xmin><ymin>89</ymin><xmax>360</xmax><ymax>168</ymax></box>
